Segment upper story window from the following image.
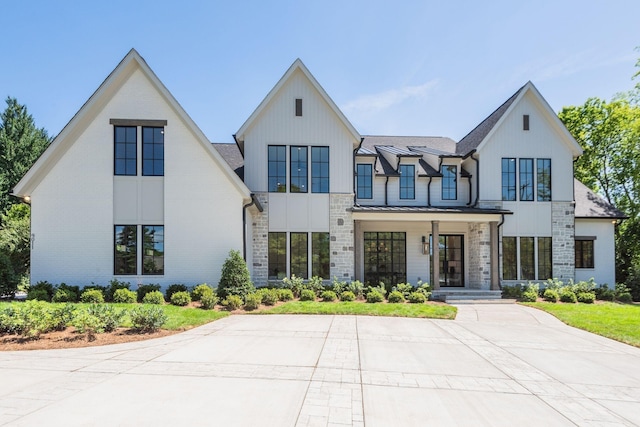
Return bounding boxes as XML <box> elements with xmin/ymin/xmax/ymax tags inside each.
<box><xmin>290</xmin><ymin>146</ymin><xmax>308</xmax><ymax>193</ymax></box>
<box><xmin>114</xmin><ymin>126</ymin><xmax>137</xmax><ymax>176</ymax></box>
<box><xmin>503</xmin><ymin>157</ymin><xmax>552</xmax><ymax>201</ymax></box>
<box><xmin>311</xmin><ymin>147</ymin><xmax>329</xmax><ymax>193</ymax></box>
<box><xmin>519</xmin><ymin>158</ymin><xmax>534</xmax><ymax>201</ymax></box>
<box><xmin>501</xmin><ymin>158</ymin><xmax>516</xmax><ymax>201</ymax></box>
<box><xmin>399</xmin><ymin>164</ymin><xmax>415</xmax><ymax>200</ymax></box>
<box><xmin>442</xmin><ymin>165</ymin><xmax>457</xmax><ymax>200</ymax></box>
<box><xmin>268</xmin><ymin>145</ymin><xmax>286</xmax><ymax>192</ymax></box>
<box><xmin>142</xmin><ymin>127</ymin><xmax>164</xmax><ymax>176</ymax></box>
<box><xmin>356</xmin><ymin>164</ymin><xmax>373</xmax><ymax>199</ymax></box>
<box><xmin>537</xmin><ymin>159</ymin><xmax>552</xmax><ymax>201</ymax></box>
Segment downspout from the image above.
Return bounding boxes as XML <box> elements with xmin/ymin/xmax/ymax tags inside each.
<box><xmin>242</xmin><ymin>194</ymin><xmax>264</xmax><ymax>260</ymax></box>
<box><xmin>427</xmin><ymin>176</ymin><xmax>433</xmax><ymax>207</ymax></box>
<box><xmin>353</xmin><ymin>138</ymin><xmax>364</xmax><ymax>205</ymax></box>
<box><xmin>466</xmin><ymin>175</ymin><xmax>473</xmax><ymax>206</ymax></box>
<box><xmin>384</xmin><ymin>176</ymin><xmax>389</xmax><ymax>206</ymax></box>
<box><xmin>470</xmin><ymin>151</ymin><xmax>479</xmax><ymax>207</ymax></box>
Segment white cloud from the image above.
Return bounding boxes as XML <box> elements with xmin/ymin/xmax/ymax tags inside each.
<box><xmin>341</xmin><ymin>80</ymin><xmax>439</xmax><ymax>114</ymax></box>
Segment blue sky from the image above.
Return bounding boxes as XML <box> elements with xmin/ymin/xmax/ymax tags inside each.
<box><xmin>1</xmin><ymin>0</ymin><xmax>638</xmax><ymax>143</ymax></box>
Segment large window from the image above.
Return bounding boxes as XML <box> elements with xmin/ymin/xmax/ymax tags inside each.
<box><xmin>502</xmin><ymin>237</ymin><xmax>517</xmax><ymax>280</ymax></box>
<box><xmin>143</xmin><ymin>226</ymin><xmax>164</xmax><ymax>275</ymax></box>
<box><xmin>268</xmin><ymin>232</ymin><xmax>287</xmax><ymax>279</ymax></box>
<box><xmin>364</xmin><ymin>232</ymin><xmax>406</xmax><ymax>287</ymax></box>
<box><xmin>268</xmin><ymin>146</ymin><xmax>286</xmax><ymax>192</ymax></box>
<box><xmin>442</xmin><ymin>165</ymin><xmax>457</xmax><ymax>200</ymax></box>
<box><xmin>538</xmin><ymin>237</ymin><xmax>552</xmax><ymax>280</ymax></box>
<box><xmin>357</xmin><ymin>164</ymin><xmax>373</xmax><ymax>199</ymax></box>
<box><xmin>114</xmin><ymin>126</ymin><xmax>137</xmax><ymax>176</ymax></box>
<box><xmin>312</xmin><ymin>232</ymin><xmax>330</xmax><ymax>278</ymax></box>
<box><xmin>290</xmin><ymin>233</ymin><xmax>308</xmax><ymax>279</ymax></box>
<box><xmin>519</xmin><ymin>159</ymin><xmax>534</xmax><ymax>201</ymax></box>
<box><xmin>142</xmin><ymin>127</ymin><xmax>164</xmax><ymax>176</ymax></box>
<box><xmin>399</xmin><ymin>165</ymin><xmax>415</xmax><ymax>200</ymax></box>
<box><xmin>115</xmin><ymin>225</ymin><xmax>137</xmax><ymax>275</ymax></box>
<box><xmin>537</xmin><ymin>159</ymin><xmax>551</xmax><ymax>201</ymax></box>
<box><xmin>503</xmin><ymin>236</ymin><xmax>552</xmax><ymax>280</ymax></box>
<box><xmin>501</xmin><ymin>158</ymin><xmax>516</xmax><ymax>201</ymax></box>
<box><xmin>519</xmin><ymin>237</ymin><xmax>535</xmax><ymax>280</ymax></box>
<box><xmin>311</xmin><ymin>147</ymin><xmax>329</xmax><ymax>193</ymax></box>
<box><xmin>575</xmin><ymin>239</ymin><xmax>594</xmax><ymax>268</ymax></box>
<box><xmin>290</xmin><ymin>146</ymin><xmax>308</xmax><ymax>193</ymax></box>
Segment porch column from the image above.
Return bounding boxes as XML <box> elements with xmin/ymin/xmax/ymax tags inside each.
<box><xmin>490</xmin><ymin>221</ymin><xmax>499</xmax><ymax>290</ymax></box>
<box><xmin>432</xmin><ymin>220</ymin><xmax>440</xmax><ymax>290</ymax></box>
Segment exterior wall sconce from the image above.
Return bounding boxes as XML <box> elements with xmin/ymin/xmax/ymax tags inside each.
<box><xmin>422</xmin><ymin>236</ymin><xmax>429</xmax><ymax>255</ymax></box>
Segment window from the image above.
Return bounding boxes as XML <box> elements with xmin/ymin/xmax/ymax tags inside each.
<box><xmin>502</xmin><ymin>237</ymin><xmax>517</xmax><ymax>280</ymax></box>
<box><xmin>537</xmin><ymin>159</ymin><xmax>551</xmax><ymax>201</ymax></box>
<box><xmin>114</xmin><ymin>225</ymin><xmax>137</xmax><ymax>275</ymax></box>
<box><xmin>268</xmin><ymin>146</ymin><xmax>286</xmax><ymax>192</ymax></box>
<box><xmin>143</xmin><ymin>226</ymin><xmax>164</xmax><ymax>275</ymax></box>
<box><xmin>519</xmin><ymin>159</ymin><xmax>534</xmax><ymax>201</ymax></box>
<box><xmin>523</xmin><ymin>114</ymin><xmax>530</xmax><ymax>131</ymax></box>
<box><xmin>290</xmin><ymin>146</ymin><xmax>308</xmax><ymax>193</ymax></box>
<box><xmin>538</xmin><ymin>237</ymin><xmax>552</xmax><ymax>280</ymax></box>
<box><xmin>268</xmin><ymin>232</ymin><xmax>286</xmax><ymax>279</ymax></box>
<box><xmin>520</xmin><ymin>237</ymin><xmax>535</xmax><ymax>280</ymax></box>
<box><xmin>142</xmin><ymin>127</ymin><xmax>164</xmax><ymax>176</ymax></box>
<box><xmin>575</xmin><ymin>239</ymin><xmax>594</xmax><ymax>268</ymax></box>
<box><xmin>290</xmin><ymin>232</ymin><xmax>308</xmax><ymax>279</ymax></box>
<box><xmin>114</xmin><ymin>126</ymin><xmax>137</xmax><ymax>176</ymax></box>
<box><xmin>295</xmin><ymin>98</ymin><xmax>303</xmax><ymax>116</ymax></box>
<box><xmin>501</xmin><ymin>158</ymin><xmax>516</xmax><ymax>201</ymax></box>
<box><xmin>442</xmin><ymin>165</ymin><xmax>457</xmax><ymax>200</ymax></box>
<box><xmin>312</xmin><ymin>232</ymin><xmax>330</xmax><ymax>278</ymax></box>
<box><xmin>364</xmin><ymin>232</ymin><xmax>406</xmax><ymax>286</ymax></box>
<box><xmin>356</xmin><ymin>164</ymin><xmax>373</xmax><ymax>199</ymax></box>
<box><xmin>399</xmin><ymin>164</ymin><xmax>415</xmax><ymax>199</ymax></box>
<box><xmin>311</xmin><ymin>147</ymin><xmax>329</xmax><ymax>193</ymax></box>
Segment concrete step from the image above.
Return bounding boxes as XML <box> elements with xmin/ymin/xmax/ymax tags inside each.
<box><xmin>431</xmin><ymin>289</ymin><xmax>505</xmax><ymax>302</ymax></box>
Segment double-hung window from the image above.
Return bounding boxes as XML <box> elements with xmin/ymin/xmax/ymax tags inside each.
<box><xmin>357</xmin><ymin>164</ymin><xmax>373</xmax><ymax>199</ymax></box>
<box><xmin>290</xmin><ymin>146</ymin><xmax>308</xmax><ymax>193</ymax></box>
<box><xmin>311</xmin><ymin>147</ymin><xmax>329</xmax><ymax>193</ymax></box>
<box><xmin>442</xmin><ymin>165</ymin><xmax>457</xmax><ymax>200</ymax></box>
<box><xmin>399</xmin><ymin>165</ymin><xmax>415</xmax><ymax>199</ymax></box>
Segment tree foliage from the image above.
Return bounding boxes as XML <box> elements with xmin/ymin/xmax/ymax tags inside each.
<box><xmin>0</xmin><ymin>97</ymin><xmax>51</xmax><ymax>215</ymax></box>
<box><xmin>0</xmin><ymin>204</ymin><xmax>31</xmax><ymax>297</ymax></box>
<box><xmin>217</xmin><ymin>250</ymin><xmax>254</xmax><ymax>300</ymax></box>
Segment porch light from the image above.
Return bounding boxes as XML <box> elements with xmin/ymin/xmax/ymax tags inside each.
<box><xmin>422</xmin><ymin>236</ymin><xmax>429</xmax><ymax>255</ymax></box>
<box><xmin>23</xmin><ymin>196</ymin><xmax>31</xmax><ymax>204</ymax></box>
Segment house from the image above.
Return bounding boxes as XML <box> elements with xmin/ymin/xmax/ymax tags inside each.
<box><xmin>13</xmin><ymin>50</ymin><xmax>624</xmax><ymax>291</ymax></box>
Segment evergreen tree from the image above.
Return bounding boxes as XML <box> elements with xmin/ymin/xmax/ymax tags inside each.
<box><xmin>217</xmin><ymin>250</ymin><xmax>254</xmax><ymax>300</ymax></box>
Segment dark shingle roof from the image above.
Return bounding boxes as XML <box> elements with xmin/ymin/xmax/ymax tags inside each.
<box><xmin>574</xmin><ymin>179</ymin><xmax>627</xmax><ymax>219</ymax></box>
<box><xmin>456</xmin><ymin>84</ymin><xmax>526</xmax><ymax>156</ymax></box>
<box><xmin>213</xmin><ymin>143</ymin><xmax>244</xmax><ymax>180</ymax></box>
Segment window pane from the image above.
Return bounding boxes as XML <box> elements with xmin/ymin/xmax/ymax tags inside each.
<box><xmin>143</xmin><ymin>226</ymin><xmax>164</xmax><ymax>275</ymax></box>
<box><xmin>268</xmin><ymin>146</ymin><xmax>286</xmax><ymax>192</ymax></box>
<box><xmin>537</xmin><ymin>159</ymin><xmax>552</xmax><ymax>201</ymax></box>
<box><xmin>311</xmin><ymin>147</ymin><xmax>329</xmax><ymax>193</ymax></box>
<box><xmin>442</xmin><ymin>165</ymin><xmax>457</xmax><ymax>200</ymax></box>
<box><xmin>114</xmin><ymin>126</ymin><xmax>136</xmax><ymax>176</ymax></box>
<box><xmin>519</xmin><ymin>159</ymin><xmax>534</xmax><ymax>201</ymax></box>
<box><xmin>290</xmin><ymin>232</ymin><xmax>308</xmax><ymax>279</ymax></box>
<box><xmin>538</xmin><ymin>237</ymin><xmax>552</xmax><ymax>280</ymax></box>
<box><xmin>399</xmin><ymin>165</ymin><xmax>415</xmax><ymax>200</ymax></box>
<box><xmin>268</xmin><ymin>232</ymin><xmax>286</xmax><ymax>279</ymax></box>
<box><xmin>363</xmin><ymin>232</ymin><xmax>406</xmax><ymax>291</ymax></box>
<box><xmin>114</xmin><ymin>225</ymin><xmax>137</xmax><ymax>275</ymax></box>
<box><xmin>142</xmin><ymin>127</ymin><xmax>164</xmax><ymax>176</ymax></box>
<box><xmin>502</xmin><ymin>158</ymin><xmax>516</xmax><ymax>201</ymax></box>
<box><xmin>520</xmin><ymin>237</ymin><xmax>535</xmax><ymax>280</ymax></box>
<box><xmin>502</xmin><ymin>237</ymin><xmax>517</xmax><ymax>280</ymax></box>
<box><xmin>290</xmin><ymin>146</ymin><xmax>308</xmax><ymax>193</ymax></box>
<box><xmin>357</xmin><ymin>164</ymin><xmax>372</xmax><ymax>199</ymax></box>
<box><xmin>312</xmin><ymin>232</ymin><xmax>330</xmax><ymax>279</ymax></box>
<box><xmin>575</xmin><ymin>240</ymin><xmax>594</xmax><ymax>269</ymax></box>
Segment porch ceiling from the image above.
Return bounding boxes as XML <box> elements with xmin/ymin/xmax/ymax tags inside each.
<box><xmin>351</xmin><ymin>205</ymin><xmax>511</xmax><ymax>222</ymax></box>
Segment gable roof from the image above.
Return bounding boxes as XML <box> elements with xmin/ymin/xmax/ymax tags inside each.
<box><xmin>234</xmin><ymin>59</ymin><xmax>361</xmax><ymax>153</ymax></box>
<box><xmin>12</xmin><ymin>49</ymin><xmax>251</xmax><ymax>200</ymax></box>
<box><xmin>574</xmin><ymin>179</ymin><xmax>627</xmax><ymax>219</ymax></box>
<box><xmin>456</xmin><ymin>82</ymin><xmax>583</xmax><ymax>157</ymax></box>
<box><xmin>213</xmin><ymin>143</ymin><xmax>244</xmax><ymax>180</ymax></box>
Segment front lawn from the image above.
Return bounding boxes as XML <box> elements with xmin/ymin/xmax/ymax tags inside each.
<box><xmin>524</xmin><ymin>302</ymin><xmax>640</xmax><ymax>347</ymax></box>
<box><xmin>256</xmin><ymin>301</ymin><xmax>457</xmax><ymax>319</ymax></box>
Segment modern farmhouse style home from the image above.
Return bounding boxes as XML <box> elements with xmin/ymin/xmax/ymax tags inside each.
<box><xmin>13</xmin><ymin>50</ymin><xmax>624</xmax><ymax>293</ymax></box>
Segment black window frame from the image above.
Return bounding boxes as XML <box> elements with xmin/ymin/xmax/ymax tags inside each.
<box><xmin>114</xmin><ymin>225</ymin><xmax>138</xmax><ymax>275</ymax></box>
<box><xmin>142</xmin><ymin>225</ymin><xmax>164</xmax><ymax>275</ymax></box>
<box><xmin>268</xmin><ymin>145</ymin><xmax>287</xmax><ymax>193</ymax></box>
<box><xmin>363</xmin><ymin>232</ymin><xmax>406</xmax><ymax>288</ymax></box>
<box><xmin>442</xmin><ymin>165</ymin><xmax>457</xmax><ymax>200</ymax></box>
<box><xmin>142</xmin><ymin>127</ymin><xmax>164</xmax><ymax>176</ymax></box>
<box><xmin>311</xmin><ymin>146</ymin><xmax>329</xmax><ymax>193</ymax></box>
<box><xmin>501</xmin><ymin>158</ymin><xmax>516</xmax><ymax>201</ymax></box>
<box><xmin>519</xmin><ymin>158</ymin><xmax>534</xmax><ymax>201</ymax></box>
<box><xmin>536</xmin><ymin>158</ymin><xmax>552</xmax><ymax>201</ymax></box>
<box><xmin>538</xmin><ymin>237</ymin><xmax>552</xmax><ymax>280</ymax></box>
<box><xmin>311</xmin><ymin>232</ymin><xmax>330</xmax><ymax>279</ymax></box>
<box><xmin>575</xmin><ymin>239</ymin><xmax>595</xmax><ymax>269</ymax></box>
<box><xmin>399</xmin><ymin>164</ymin><xmax>415</xmax><ymax>200</ymax></box>
<box><xmin>356</xmin><ymin>163</ymin><xmax>373</xmax><ymax>199</ymax></box>
<box><xmin>114</xmin><ymin>126</ymin><xmax>137</xmax><ymax>176</ymax></box>
<box><xmin>268</xmin><ymin>232</ymin><xmax>287</xmax><ymax>279</ymax></box>
<box><xmin>290</xmin><ymin>146</ymin><xmax>308</xmax><ymax>193</ymax></box>
<box><xmin>520</xmin><ymin>237</ymin><xmax>535</xmax><ymax>280</ymax></box>
<box><xmin>502</xmin><ymin>236</ymin><xmax>517</xmax><ymax>280</ymax></box>
<box><xmin>290</xmin><ymin>232</ymin><xmax>308</xmax><ymax>279</ymax></box>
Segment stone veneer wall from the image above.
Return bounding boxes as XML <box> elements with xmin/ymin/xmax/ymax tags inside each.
<box><xmin>468</xmin><ymin>222</ymin><xmax>491</xmax><ymax>289</ymax></box>
<box><xmin>251</xmin><ymin>192</ymin><xmax>269</xmax><ymax>286</ymax></box>
<box><xmin>552</xmin><ymin>201</ymin><xmax>575</xmax><ymax>281</ymax></box>
<box><xmin>330</xmin><ymin>194</ymin><xmax>355</xmax><ymax>280</ymax></box>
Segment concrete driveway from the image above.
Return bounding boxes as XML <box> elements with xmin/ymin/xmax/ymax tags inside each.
<box><xmin>1</xmin><ymin>304</ymin><xmax>640</xmax><ymax>426</ymax></box>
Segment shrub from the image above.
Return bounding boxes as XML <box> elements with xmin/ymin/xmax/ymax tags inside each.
<box><xmin>366</xmin><ymin>283</ymin><xmax>387</xmax><ymax>298</ymax></box>
<box><xmin>615</xmin><ymin>283</ymin><xmax>632</xmax><ymax>300</ymax></box>
<box><xmin>617</xmin><ymin>292</ymin><xmax>633</xmax><ymax>303</ymax></box>
<box><xmin>80</xmin><ymin>289</ymin><xmax>105</xmax><ymax>303</ymax></box>
<box><xmin>332</xmin><ymin>277</ymin><xmax>347</xmax><ymax>295</ymax></box>
<box><xmin>595</xmin><ymin>285</ymin><xmax>615</xmax><ymax>301</ymax></box>
<box><xmin>113</xmin><ymin>288</ymin><xmax>137</xmax><ymax>304</ymax></box>
<box><xmin>501</xmin><ymin>284</ymin><xmax>523</xmax><ymax>299</ymax></box>
<box><xmin>393</xmin><ymin>283</ymin><xmax>413</xmax><ymax>299</ymax></box>
<box><xmin>142</xmin><ymin>290</ymin><xmax>165</xmax><ymax>305</ymax></box>
<box><xmin>105</xmin><ymin>279</ymin><xmax>131</xmax><ymax>302</ymax></box>
<box><xmin>11</xmin><ymin>301</ymin><xmax>54</xmax><ymax>337</ymax></box>
<box><xmin>130</xmin><ymin>306</ymin><xmax>168</xmax><ymax>332</ymax></box>
<box><xmin>86</xmin><ymin>304</ymin><xmax>124</xmax><ymax>332</ymax></box>
<box><xmin>27</xmin><ymin>281</ymin><xmax>54</xmax><ymax>301</ymax></box>
<box><xmin>217</xmin><ymin>250</ymin><xmax>255</xmax><ymax>300</ymax></box>
<box><xmin>387</xmin><ymin>290</ymin><xmax>405</xmax><ymax>303</ymax></box>
<box><xmin>543</xmin><ymin>289</ymin><xmax>559</xmax><ymax>303</ymax></box>
<box><xmin>277</xmin><ymin>288</ymin><xmax>294</xmax><ymax>301</ymax></box>
<box><xmin>0</xmin><ymin>252</ymin><xmax>17</xmax><ymax>298</ymax></box>
<box><xmin>407</xmin><ymin>291</ymin><xmax>426</xmax><ymax>304</ymax></box>
<box><xmin>51</xmin><ymin>304</ymin><xmax>76</xmax><ymax>331</ymax></box>
<box><xmin>577</xmin><ymin>292</ymin><xmax>595</xmax><ymax>304</ymax></box>
<box><xmin>321</xmin><ymin>290</ymin><xmax>337</xmax><ymax>302</ymax></box>
<box><xmin>307</xmin><ymin>276</ymin><xmax>325</xmax><ymax>295</ymax></box>
<box><xmin>170</xmin><ymin>291</ymin><xmax>191</xmax><ymax>306</ymax></box>
<box><xmin>559</xmin><ymin>288</ymin><xmax>577</xmax><ymax>303</ymax></box>
<box><xmin>192</xmin><ymin>284</ymin><xmax>213</xmax><ymax>302</ymax></box>
<box><xmin>165</xmin><ymin>284</ymin><xmax>188</xmax><ymax>302</ymax></box>
<box><xmin>244</xmin><ymin>293</ymin><xmax>261</xmax><ymax>311</ymax></box>
<box><xmin>282</xmin><ymin>275</ymin><xmax>305</xmax><ymax>297</ymax></box>
<box><xmin>572</xmin><ymin>278</ymin><xmax>597</xmax><ymax>295</ymax></box>
<box><xmin>200</xmin><ymin>292</ymin><xmax>218</xmax><ymax>310</ymax></box>
<box><xmin>366</xmin><ymin>290</ymin><xmax>385</xmax><ymax>303</ymax></box>
<box><xmin>221</xmin><ymin>295</ymin><xmax>243</xmax><ymax>311</ymax></box>
<box><xmin>52</xmin><ymin>289</ymin><xmax>75</xmax><ymax>303</ymax></box>
<box><xmin>520</xmin><ymin>282</ymin><xmax>539</xmax><ymax>302</ymax></box>
<box><xmin>55</xmin><ymin>283</ymin><xmax>80</xmax><ymax>302</ymax></box>
<box><xmin>72</xmin><ymin>310</ymin><xmax>104</xmax><ymax>339</ymax></box>
<box><xmin>344</xmin><ymin>280</ymin><xmax>365</xmax><ymax>298</ymax></box>
<box><xmin>340</xmin><ymin>290</ymin><xmax>356</xmax><ymax>301</ymax></box>
<box><xmin>544</xmin><ymin>278</ymin><xmax>564</xmax><ymax>291</ymax></box>
<box><xmin>137</xmin><ymin>284</ymin><xmax>161</xmax><ymax>303</ymax></box>
<box><xmin>300</xmin><ymin>289</ymin><xmax>316</xmax><ymax>301</ymax></box>
<box><xmin>257</xmin><ymin>288</ymin><xmax>278</xmax><ymax>306</ymax></box>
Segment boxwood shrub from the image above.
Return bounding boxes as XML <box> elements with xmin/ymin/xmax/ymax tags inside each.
<box><xmin>80</xmin><ymin>289</ymin><xmax>105</xmax><ymax>303</ymax></box>
<box><xmin>387</xmin><ymin>290</ymin><xmax>405</xmax><ymax>303</ymax></box>
<box><xmin>142</xmin><ymin>290</ymin><xmax>165</xmax><ymax>305</ymax></box>
<box><xmin>170</xmin><ymin>291</ymin><xmax>191</xmax><ymax>306</ymax></box>
<box><xmin>299</xmin><ymin>289</ymin><xmax>316</xmax><ymax>301</ymax></box>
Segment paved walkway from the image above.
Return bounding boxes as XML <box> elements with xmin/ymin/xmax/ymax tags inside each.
<box><xmin>1</xmin><ymin>304</ymin><xmax>640</xmax><ymax>426</ymax></box>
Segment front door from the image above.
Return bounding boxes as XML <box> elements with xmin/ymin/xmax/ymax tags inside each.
<box><xmin>431</xmin><ymin>235</ymin><xmax>464</xmax><ymax>287</ymax></box>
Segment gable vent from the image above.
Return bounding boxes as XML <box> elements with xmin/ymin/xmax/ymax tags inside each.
<box><xmin>523</xmin><ymin>114</ymin><xmax>530</xmax><ymax>131</ymax></box>
<box><xmin>295</xmin><ymin>98</ymin><xmax>303</xmax><ymax>116</ymax></box>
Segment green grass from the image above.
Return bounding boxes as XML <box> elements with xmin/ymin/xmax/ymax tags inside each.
<box><xmin>525</xmin><ymin>302</ymin><xmax>640</xmax><ymax>347</ymax></box>
<box><xmin>255</xmin><ymin>301</ymin><xmax>457</xmax><ymax>319</ymax></box>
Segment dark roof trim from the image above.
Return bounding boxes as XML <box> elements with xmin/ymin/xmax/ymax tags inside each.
<box><xmin>351</xmin><ymin>206</ymin><xmax>512</xmax><ymax>215</ymax></box>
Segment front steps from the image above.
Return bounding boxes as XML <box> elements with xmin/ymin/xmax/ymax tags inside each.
<box><xmin>431</xmin><ymin>289</ymin><xmax>511</xmax><ymax>303</ymax></box>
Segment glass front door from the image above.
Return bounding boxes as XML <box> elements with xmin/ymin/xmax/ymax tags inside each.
<box><xmin>431</xmin><ymin>235</ymin><xmax>464</xmax><ymax>287</ymax></box>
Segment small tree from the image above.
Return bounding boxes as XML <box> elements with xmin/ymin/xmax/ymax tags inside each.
<box><xmin>217</xmin><ymin>250</ymin><xmax>254</xmax><ymax>300</ymax></box>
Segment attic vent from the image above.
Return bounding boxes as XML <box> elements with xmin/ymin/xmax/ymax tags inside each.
<box><xmin>295</xmin><ymin>98</ymin><xmax>303</xmax><ymax>116</ymax></box>
<box><xmin>523</xmin><ymin>114</ymin><xmax>530</xmax><ymax>131</ymax></box>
